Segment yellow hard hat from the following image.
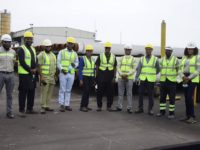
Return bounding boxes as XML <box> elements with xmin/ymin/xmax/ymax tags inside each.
<box><xmin>85</xmin><ymin>44</ymin><xmax>93</xmax><ymax>51</ymax></box>
<box><xmin>67</xmin><ymin>37</ymin><xmax>75</xmax><ymax>43</ymax></box>
<box><xmin>145</xmin><ymin>44</ymin><xmax>153</xmax><ymax>49</ymax></box>
<box><xmin>24</xmin><ymin>31</ymin><xmax>34</xmax><ymax>38</ymax></box>
<box><xmin>104</xmin><ymin>42</ymin><xmax>112</xmax><ymax>48</ymax></box>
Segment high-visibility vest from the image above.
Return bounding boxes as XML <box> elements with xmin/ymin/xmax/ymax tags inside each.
<box><xmin>160</xmin><ymin>56</ymin><xmax>178</xmax><ymax>82</ymax></box>
<box><xmin>99</xmin><ymin>53</ymin><xmax>115</xmax><ymax>71</ymax></box>
<box><xmin>139</xmin><ymin>55</ymin><xmax>157</xmax><ymax>82</ymax></box>
<box><xmin>40</xmin><ymin>51</ymin><xmax>56</xmax><ymax>75</ymax></box>
<box><xmin>180</xmin><ymin>55</ymin><xmax>199</xmax><ymax>83</ymax></box>
<box><xmin>60</xmin><ymin>49</ymin><xmax>77</xmax><ymax>74</ymax></box>
<box><xmin>118</xmin><ymin>55</ymin><xmax>135</xmax><ymax>80</ymax></box>
<box><xmin>18</xmin><ymin>45</ymin><xmax>36</xmax><ymax>74</ymax></box>
<box><xmin>82</xmin><ymin>56</ymin><xmax>95</xmax><ymax>77</ymax></box>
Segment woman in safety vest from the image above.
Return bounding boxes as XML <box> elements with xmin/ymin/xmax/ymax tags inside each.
<box><xmin>178</xmin><ymin>42</ymin><xmax>200</xmax><ymax>124</ymax></box>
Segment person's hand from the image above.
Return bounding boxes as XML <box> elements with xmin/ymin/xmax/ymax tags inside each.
<box><xmin>182</xmin><ymin>76</ymin><xmax>190</xmax><ymax>83</ymax></box>
<box><xmin>41</xmin><ymin>80</ymin><xmax>47</xmax><ymax>86</ymax></box>
<box><xmin>121</xmin><ymin>74</ymin><xmax>128</xmax><ymax>81</ymax></box>
<box><xmin>54</xmin><ymin>75</ymin><xmax>58</xmax><ymax>82</ymax></box>
<box><xmin>61</xmin><ymin>69</ymin><xmax>67</xmax><ymax>75</ymax></box>
<box><xmin>134</xmin><ymin>78</ymin><xmax>139</xmax><ymax>85</ymax></box>
<box><xmin>40</xmin><ymin>76</ymin><xmax>47</xmax><ymax>86</ymax></box>
<box><xmin>79</xmin><ymin>80</ymin><xmax>83</xmax><ymax>87</ymax></box>
<box><xmin>112</xmin><ymin>77</ymin><xmax>116</xmax><ymax>83</ymax></box>
<box><xmin>71</xmin><ymin>63</ymin><xmax>75</xmax><ymax>68</ymax></box>
<box><xmin>31</xmin><ymin>69</ymin><xmax>37</xmax><ymax>74</ymax></box>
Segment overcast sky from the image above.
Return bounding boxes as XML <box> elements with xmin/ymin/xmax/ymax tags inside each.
<box><xmin>1</xmin><ymin>0</ymin><xmax>200</xmax><ymax>47</ymax></box>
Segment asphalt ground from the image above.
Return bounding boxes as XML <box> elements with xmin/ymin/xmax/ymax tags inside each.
<box><xmin>0</xmin><ymin>75</ymin><xmax>200</xmax><ymax>150</ymax></box>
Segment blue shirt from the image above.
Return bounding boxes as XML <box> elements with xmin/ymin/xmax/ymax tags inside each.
<box><xmin>78</xmin><ymin>56</ymin><xmax>95</xmax><ymax>80</ymax></box>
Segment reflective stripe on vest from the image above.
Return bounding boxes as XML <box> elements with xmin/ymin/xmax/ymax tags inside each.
<box><xmin>82</xmin><ymin>56</ymin><xmax>95</xmax><ymax>77</ymax></box>
<box><xmin>60</xmin><ymin>49</ymin><xmax>76</xmax><ymax>74</ymax></box>
<box><xmin>99</xmin><ymin>53</ymin><xmax>115</xmax><ymax>71</ymax></box>
<box><xmin>18</xmin><ymin>45</ymin><xmax>36</xmax><ymax>74</ymax></box>
<box><xmin>0</xmin><ymin>52</ymin><xmax>14</xmax><ymax>57</ymax></box>
<box><xmin>41</xmin><ymin>52</ymin><xmax>56</xmax><ymax>75</ymax></box>
<box><xmin>160</xmin><ymin>56</ymin><xmax>177</xmax><ymax>82</ymax></box>
<box><xmin>181</xmin><ymin>55</ymin><xmax>199</xmax><ymax>83</ymax></box>
<box><xmin>139</xmin><ymin>55</ymin><xmax>157</xmax><ymax>82</ymax></box>
<box><xmin>119</xmin><ymin>55</ymin><xmax>134</xmax><ymax>80</ymax></box>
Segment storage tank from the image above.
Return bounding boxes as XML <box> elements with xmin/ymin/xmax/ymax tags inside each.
<box><xmin>0</xmin><ymin>9</ymin><xmax>11</xmax><ymax>36</ymax></box>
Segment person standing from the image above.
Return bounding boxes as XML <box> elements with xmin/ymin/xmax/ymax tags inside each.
<box><xmin>0</xmin><ymin>34</ymin><xmax>16</xmax><ymax>119</ymax></box>
<box><xmin>96</xmin><ymin>42</ymin><xmax>117</xmax><ymax>111</ymax></box>
<box><xmin>156</xmin><ymin>47</ymin><xmax>179</xmax><ymax>119</ymax></box>
<box><xmin>135</xmin><ymin>44</ymin><xmax>160</xmax><ymax>115</ymax></box>
<box><xmin>57</xmin><ymin>37</ymin><xmax>79</xmax><ymax>112</ymax></box>
<box><xmin>18</xmin><ymin>31</ymin><xmax>38</xmax><ymax>117</ymax></box>
<box><xmin>79</xmin><ymin>44</ymin><xmax>95</xmax><ymax>112</ymax></box>
<box><xmin>178</xmin><ymin>42</ymin><xmax>200</xmax><ymax>124</ymax></box>
<box><xmin>116</xmin><ymin>45</ymin><xmax>136</xmax><ymax>113</ymax></box>
<box><xmin>38</xmin><ymin>39</ymin><xmax>57</xmax><ymax>114</ymax></box>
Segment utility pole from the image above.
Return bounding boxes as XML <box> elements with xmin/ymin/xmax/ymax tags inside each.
<box><xmin>161</xmin><ymin>20</ymin><xmax>166</xmax><ymax>57</ymax></box>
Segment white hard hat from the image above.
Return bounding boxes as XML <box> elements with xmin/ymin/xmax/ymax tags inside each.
<box><xmin>1</xmin><ymin>34</ymin><xmax>12</xmax><ymax>42</ymax></box>
<box><xmin>165</xmin><ymin>46</ymin><xmax>173</xmax><ymax>51</ymax></box>
<box><xmin>42</xmin><ymin>39</ymin><xmax>52</xmax><ymax>46</ymax></box>
<box><xmin>124</xmin><ymin>44</ymin><xmax>132</xmax><ymax>50</ymax></box>
<box><xmin>186</xmin><ymin>42</ymin><xmax>196</xmax><ymax>49</ymax></box>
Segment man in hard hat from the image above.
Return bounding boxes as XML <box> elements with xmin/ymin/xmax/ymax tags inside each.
<box><xmin>0</xmin><ymin>34</ymin><xmax>16</xmax><ymax>119</ymax></box>
<box><xmin>135</xmin><ymin>44</ymin><xmax>160</xmax><ymax>115</ymax></box>
<box><xmin>79</xmin><ymin>44</ymin><xmax>95</xmax><ymax>112</ymax></box>
<box><xmin>96</xmin><ymin>42</ymin><xmax>117</xmax><ymax>111</ymax></box>
<box><xmin>37</xmin><ymin>39</ymin><xmax>57</xmax><ymax>114</ymax></box>
<box><xmin>157</xmin><ymin>47</ymin><xmax>179</xmax><ymax>119</ymax></box>
<box><xmin>116</xmin><ymin>44</ymin><xmax>136</xmax><ymax>113</ymax></box>
<box><xmin>57</xmin><ymin>37</ymin><xmax>79</xmax><ymax>112</ymax></box>
<box><xmin>17</xmin><ymin>31</ymin><xmax>38</xmax><ymax>117</ymax></box>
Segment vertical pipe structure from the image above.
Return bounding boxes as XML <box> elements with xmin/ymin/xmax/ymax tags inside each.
<box><xmin>0</xmin><ymin>9</ymin><xmax>11</xmax><ymax>36</ymax></box>
<box><xmin>161</xmin><ymin>20</ymin><xmax>166</xmax><ymax>57</ymax></box>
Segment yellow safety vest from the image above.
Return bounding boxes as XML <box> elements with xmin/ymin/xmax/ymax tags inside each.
<box><xmin>160</xmin><ymin>56</ymin><xmax>178</xmax><ymax>82</ymax></box>
<box><xmin>119</xmin><ymin>55</ymin><xmax>134</xmax><ymax>80</ymax></box>
<box><xmin>18</xmin><ymin>45</ymin><xmax>36</xmax><ymax>74</ymax></box>
<box><xmin>180</xmin><ymin>55</ymin><xmax>199</xmax><ymax>83</ymax></box>
<box><xmin>139</xmin><ymin>55</ymin><xmax>157</xmax><ymax>82</ymax></box>
<box><xmin>99</xmin><ymin>53</ymin><xmax>115</xmax><ymax>71</ymax></box>
<box><xmin>82</xmin><ymin>56</ymin><xmax>95</xmax><ymax>77</ymax></box>
<box><xmin>60</xmin><ymin>49</ymin><xmax>77</xmax><ymax>74</ymax></box>
<box><xmin>40</xmin><ymin>51</ymin><xmax>56</xmax><ymax>75</ymax></box>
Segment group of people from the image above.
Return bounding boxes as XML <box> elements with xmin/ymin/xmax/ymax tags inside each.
<box><xmin>0</xmin><ymin>31</ymin><xmax>199</xmax><ymax>124</ymax></box>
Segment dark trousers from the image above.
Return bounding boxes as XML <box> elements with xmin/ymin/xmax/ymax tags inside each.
<box><xmin>97</xmin><ymin>80</ymin><xmax>114</xmax><ymax>108</ymax></box>
<box><xmin>183</xmin><ymin>82</ymin><xmax>196</xmax><ymax>118</ymax></box>
<box><xmin>138</xmin><ymin>80</ymin><xmax>154</xmax><ymax>111</ymax></box>
<box><xmin>80</xmin><ymin>76</ymin><xmax>94</xmax><ymax>108</ymax></box>
<box><xmin>18</xmin><ymin>75</ymin><xmax>36</xmax><ymax>112</ymax></box>
<box><xmin>160</xmin><ymin>80</ymin><xmax>176</xmax><ymax>115</ymax></box>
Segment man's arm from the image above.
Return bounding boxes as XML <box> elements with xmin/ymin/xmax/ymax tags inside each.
<box><xmin>135</xmin><ymin>59</ymin><xmax>142</xmax><ymax>81</ymax></box>
<box><xmin>57</xmin><ymin>51</ymin><xmax>63</xmax><ymax>71</ymax></box>
<box><xmin>155</xmin><ymin>58</ymin><xmax>160</xmax><ymax>74</ymax></box>
<box><xmin>113</xmin><ymin>56</ymin><xmax>117</xmax><ymax>78</ymax></box>
<box><xmin>78</xmin><ymin>57</ymin><xmax>84</xmax><ymax>81</ymax></box>
<box><xmin>95</xmin><ymin>55</ymin><xmax>100</xmax><ymax>77</ymax></box>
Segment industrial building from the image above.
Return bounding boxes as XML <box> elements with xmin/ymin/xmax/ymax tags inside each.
<box><xmin>12</xmin><ymin>27</ymin><xmax>96</xmax><ymax>47</ymax></box>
